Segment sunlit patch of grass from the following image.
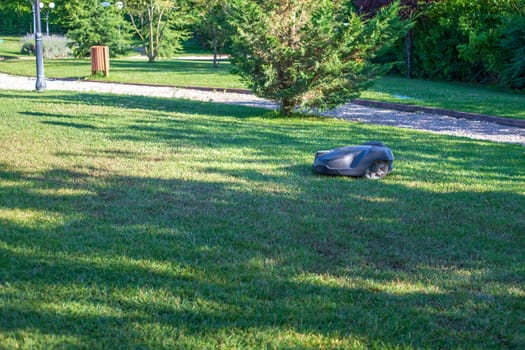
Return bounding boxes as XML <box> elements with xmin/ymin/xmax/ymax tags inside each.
<box><xmin>0</xmin><ymin>36</ymin><xmax>24</xmax><ymax>58</ymax></box>
<box><xmin>0</xmin><ymin>90</ymin><xmax>524</xmax><ymax>349</ymax></box>
<box><xmin>363</xmin><ymin>76</ymin><xmax>525</xmax><ymax>119</ymax></box>
<box><xmin>0</xmin><ymin>208</ymin><xmax>65</xmax><ymax>227</ymax></box>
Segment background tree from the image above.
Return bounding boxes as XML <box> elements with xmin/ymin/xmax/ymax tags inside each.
<box><xmin>193</xmin><ymin>0</ymin><xmax>231</xmax><ymax>67</ymax></box>
<box><xmin>353</xmin><ymin>0</ymin><xmax>434</xmax><ymax>79</ymax></box>
<box><xmin>500</xmin><ymin>14</ymin><xmax>525</xmax><ymax>89</ymax></box>
<box><xmin>0</xmin><ymin>0</ymin><xmax>68</xmax><ymax>35</ymax></box>
<box><xmin>125</xmin><ymin>0</ymin><xmax>191</xmax><ymax>63</ymax></box>
<box><xmin>412</xmin><ymin>0</ymin><xmax>525</xmax><ymax>86</ymax></box>
<box><xmin>0</xmin><ymin>0</ymin><xmax>32</xmax><ymax>35</ymax></box>
<box><xmin>65</xmin><ymin>0</ymin><xmax>131</xmax><ymax>57</ymax></box>
<box><xmin>453</xmin><ymin>0</ymin><xmax>525</xmax><ymax>87</ymax></box>
<box><xmin>228</xmin><ymin>0</ymin><xmax>409</xmax><ymax>115</ymax></box>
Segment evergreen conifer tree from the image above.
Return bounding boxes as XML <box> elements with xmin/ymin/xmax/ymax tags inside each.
<box><xmin>229</xmin><ymin>0</ymin><xmax>409</xmax><ymax>115</ymax></box>
<box><xmin>66</xmin><ymin>0</ymin><xmax>131</xmax><ymax>57</ymax></box>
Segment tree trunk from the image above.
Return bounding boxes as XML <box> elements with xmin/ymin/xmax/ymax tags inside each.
<box><xmin>405</xmin><ymin>29</ymin><xmax>413</xmax><ymax>79</ymax></box>
<box><xmin>212</xmin><ymin>27</ymin><xmax>218</xmax><ymax>68</ymax></box>
<box><xmin>280</xmin><ymin>99</ymin><xmax>295</xmax><ymax>116</ymax></box>
<box><xmin>144</xmin><ymin>45</ymin><xmax>156</xmax><ymax>63</ymax></box>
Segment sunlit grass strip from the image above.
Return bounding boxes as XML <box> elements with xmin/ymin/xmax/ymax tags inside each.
<box><xmin>363</xmin><ymin>77</ymin><xmax>525</xmax><ymax>119</ymax></box>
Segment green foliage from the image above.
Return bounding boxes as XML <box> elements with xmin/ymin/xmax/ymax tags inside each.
<box><xmin>411</xmin><ymin>0</ymin><xmax>472</xmax><ymax>81</ymax></box>
<box><xmin>412</xmin><ymin>0</ymin><xmax>525</xmax><ymax>87</ymax></box>
<box><xmin>65</xmin><ymin>0</ymin><xmax>132</xmax><ymax>58</ymax></box>
<box><xmin>20</xmin><ymin>37</ymin><xmax>34</xmax><ymax>56</ymax></box>
<box><xmin>500</xmin><ymin>14</ymin><xmax>525</xmax><ymax>89</ymax></box>
<box><xmin>0</xmin><ymin>0</ymin><xmax>32</xmax><ymax>35</ymax></box>
<box><xmin>229</xmin><ymin>0</ymin><xmax>409</xmax><ymax>115</ymax></box>
<box><xmin>454</xmin><ymin>0</ymin><xmax>520</xmax><ymax>83</ymax></box>
<box><xmin>126</xmin><ymin>0</ymin><xmax>192</xmax><ymax>63</ymax></box>
<box><xmin>0</xmin><ymin>0</ymin><xmax>68</xmax><ymax>36</ymax></box>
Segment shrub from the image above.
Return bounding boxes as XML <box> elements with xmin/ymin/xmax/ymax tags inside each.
<box><xmin>21</xmin><ymin>34</ymin><xmax>72</xmax><ymax>58</ymax></box>
<box><xmin>21</xmin><ymin>36</ymin><xmax>35</xmax><ymax>55</ymax></box>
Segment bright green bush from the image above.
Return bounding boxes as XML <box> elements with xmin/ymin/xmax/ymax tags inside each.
<box><xmin>20</xmin><ymin>35</ymin><xmax>35</xmax><ymax>55</ymax></box>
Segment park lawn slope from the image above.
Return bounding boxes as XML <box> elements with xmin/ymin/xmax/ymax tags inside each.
<box><xmin>0</xmin><ymin>90</ymin><xmax>524</xmax><ymax>349</ymax></box>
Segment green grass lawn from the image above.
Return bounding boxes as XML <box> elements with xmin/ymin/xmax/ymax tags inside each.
<box><xmin>0</xmin><ymin>36</ymin><xmax>241</xmax><ymax>88</ymax></box>
<box><xmin>0</xmin><ymin>36</ymin><xmax>23</xmax><ymax>58</ymax></box>
<box><xmin>0</xmin><ymin>57</ymin><xmax>242</xmax><ymax>89</ymax></box>
<box><xmin>362</xmin><ymin>77</ymin><xmax>525</xmax><ymax>120</ymax></box>
<box><xmin>1</xmin><ymin>90</ymin><xmax>524</xmax><ymax>349</ymax></box>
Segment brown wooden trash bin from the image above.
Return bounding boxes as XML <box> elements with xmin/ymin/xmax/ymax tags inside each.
<box><xmin>91</xmin><ymin>46</ymin><xmax>110</xmax><ymax>77</ymax></box>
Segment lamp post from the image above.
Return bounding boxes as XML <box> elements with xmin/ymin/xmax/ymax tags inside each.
<box><xmin>32</xmin><ymin>0</ymin><xmax>46</xmax><ymax>92</ymax></box>
<box><xmin>116</xmin><ymin>2</ymin><xmax>123</xmax><ymax>52</ymax></box>
<box><xmin>40</xmin><ymin>2</ymin><xmax>55</xmax><ymax>36</ymax></box>
<box><xmin>29</xmin><ymin>0</ymin><xmax>36</xmax><ymax>34</ymax></box>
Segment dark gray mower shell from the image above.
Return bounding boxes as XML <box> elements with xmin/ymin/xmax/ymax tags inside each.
<box><xmin>312</xmin><ymin>142</ymin><xmax>394</xmax><ymax>177</ymax></box>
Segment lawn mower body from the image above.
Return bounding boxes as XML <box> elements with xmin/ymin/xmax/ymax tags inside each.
<box><xmin>312</xmin><ymin>142</ymin><xmax>394</xmax><ymax>179</ymax></box>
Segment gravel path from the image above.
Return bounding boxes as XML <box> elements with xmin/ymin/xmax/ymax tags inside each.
<box><xmin>1</xmin><ymin>72</ymin><xmax>524</xmax><ymax>145</ymax></box>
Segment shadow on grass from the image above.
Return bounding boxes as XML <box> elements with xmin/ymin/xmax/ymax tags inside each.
<box><xmin>41</xmin><ymin>120</ymin><xmax>99</xmax><ymax>129</ymax></box>
<box><xmin>14</xmin><ymin>91</ymin><xmax>331</xmax><ymax>152</ymax></box>
<box><xmin>1</xmin><ymin>161</ymin><xmax>524</xmax><ymax>348</ymax></box>
<box><xmin>1</xmin><ymin>90</ymin><xmax>524</xmax><ymax>348</ymax></box>
<box><xmin>13</xmin><ymin>91</ymin><xmax>267</xmax><ymax>119</ymax></box>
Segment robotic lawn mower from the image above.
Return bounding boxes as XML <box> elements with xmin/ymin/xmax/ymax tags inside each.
<box><xmin>313</xmin><ymin>142</ymin><xmax>394</xmax><ymax>179</ymax></box>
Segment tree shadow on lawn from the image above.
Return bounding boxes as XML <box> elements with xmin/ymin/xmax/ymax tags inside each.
<box><xmin>15</xmin><ymin>93</ymin><xmax>495</xmax><ymax>162</ymax></box>
<box><xmin>1</xmin><ymin>161</ymin><xmax>524</xmax><ymax>348</ymax></box>
<box><xmin>15</xmin><ymin>92</ymin><xmax>337</xmax><ymax>153</ymax></box>
<box><xmin>15</xmin><ymin>92</ymin><xmax>266</xmax><ymax>119</ymax></box>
